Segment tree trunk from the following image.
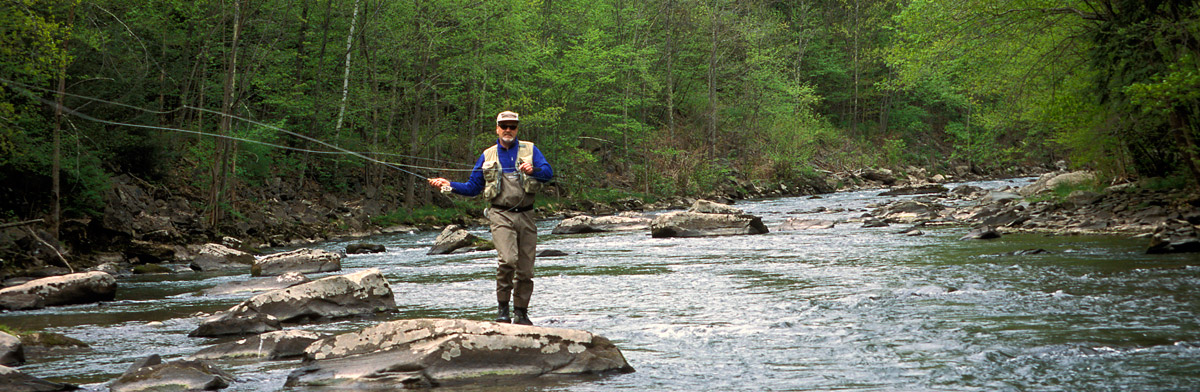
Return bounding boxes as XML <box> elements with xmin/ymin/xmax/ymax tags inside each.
<box><xmin>334</xmin><ymin>0</ymin><xmax>361</xmax><ymax>146</ymax></box>
<box><xmin>51</xmin><ymin>4</ymin><xmax>77</xmax><ymax>240</ymax></box>
<box><xmin>209</xmin><ymin>0</ymin><xmax>243</xmax><ymax>229</ymax></box>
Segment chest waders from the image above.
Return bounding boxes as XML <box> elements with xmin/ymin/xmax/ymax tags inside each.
<box><xmin>481</xmin><ymin>140</ymin><xmax>543</xmax><ymax>325</ymax></box>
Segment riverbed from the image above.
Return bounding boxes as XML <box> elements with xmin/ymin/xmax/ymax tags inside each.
<box><xmin>4</xmin><ymin>177</ymin><xmax>1199</xmax><ymax>391</ymax></box>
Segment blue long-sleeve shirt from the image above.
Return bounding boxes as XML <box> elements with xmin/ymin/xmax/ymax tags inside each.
<box><xmin>450</xmin><ymin>138</ymin><xmax>553</xmax><ymax>196</ymax></box>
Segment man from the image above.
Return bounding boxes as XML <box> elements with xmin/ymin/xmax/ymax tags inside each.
<box><xmin>428</xmin><ymin>111</ymin><xmax>553</xmax><ymax>325</ymax></box>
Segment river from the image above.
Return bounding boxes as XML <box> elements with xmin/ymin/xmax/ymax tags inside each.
<box><xmin>4</xmin><ymin>177</ymin><xmax>1200</xmax><ymax>391</ymax></box>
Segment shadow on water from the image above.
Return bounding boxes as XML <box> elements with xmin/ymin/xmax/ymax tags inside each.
<box><xmin>5</xmin><ymin>177</ymin><xmax>1200</xmax><ymax>391</ymax></box>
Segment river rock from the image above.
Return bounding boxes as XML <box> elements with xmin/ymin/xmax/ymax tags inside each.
<box><xmin>191</xmin><ymin>269</ymin><xmax>395</xmax><ymax>337</ymax></box>
<box><xmin>980</xmin><ymin>191</ymin><xmax>1022</xmax><ymax>205</ymax></box>
<box><xmin>428</xmin><ymin>225</ymin><xmax>481</xmax><ymax>255</ymax></box>
<box><xmin>285</xmin><ymin>318</ymin><xmax>634</xmax><ymax>389</ymax></box>
<box><xmin>535</xmin><ymin>249</ymin><xmax>570</xmax><ymax>257</ymax></box>
<box><xmin>1067</xmin><ymin>190</ymin><xmax>1103</xmax><ymax>207</ymax></box>
<box><xmin>1019</xmin><ymin>171</ymin><xmax>1095</xmax><ymax>196</ymax></box>
<box><xmin>878</xmin><ymin>184</ymin><xmax>948</xmax><ymax>196</ymax></box>
<box><xmin>649</xmin><ymin>211</ymin><xmax>768</xmax><ymax>238</ymax></box>
<box><xmin>951</xmin><ymin>184</ymin><xmax>983</xmax><ymax>196</ymax></box>
<box><xmin>346</xmin><ymin>243</ymin><xmax>386</xmax><ymax>254</ymax></box>
<box><xmin>1147</xmin><ymin>220</ymin><xmax>1200</xmax><ymax>254</ymax></box>
<box><xmin>202</xmin><ymin>271</ymin><xmax>310</xmax><ymax>296</ymax></box>
<box><xmin>0</xmin><ymin>331</ymin><xmax>22</xmax><ymax>366</ymax></box>
<box><xmin>862</xmin><ymin>218</ymin><xmax>889</xmax><ymax>228</ymax></box>
<box><xmin>961</xmin><ymin>225</ymin><xmax>1001</xmax><ymax>240</ymax></box>
<box><xmin>251</xmin><ymin>248</ymin><xmax>341</xmax><ymax>277</ymax></box>
<box><xmin>109</xmin><ymin>355</ymin><xmax>234</xmax><ymax>392</ymax></box>
<box><xmin>859</xmin><ymin>168</ymin><xmax>897</xmax><ymax>185</ymax></box>
<box><xmin>190</xmin><ymin>330</ymin><xmax>323</xmax><ymax>361</ymax></box>
<box><xmin>189</xmin><ymin>311</ymin><xmax>283</xmax><ymax>338</ymax></box>
<box><xmin>189</xmin><ymin>243</ymin><xmax>255</xmax><ymax>271</ymax></box>
<box><xmin>777</xmin><ymin>218</ymin><xmax>836</xmax><ymax>231</ymax></box>
<box><xmin>551</xmin><ymin>214</ymin><xmax>652</xmax><ymax>234</ymax></box>
<box><xmin>872</xmin><ymin>200</ymin><xmax>945</xmax><ymax>223</ymax></box>
<box><xmin>0</xmin><ymin>271</ymin><xmax>116</xmax><ymax>311</ymax></box>
<box><xmin>689</xmin><ymin>199</ymin><xmax>743</xmax><ymax>214</ymax></box>
<box><xmin>0</xmin><ymin>365</ymin><xmax>77</xmax><ymax>391</ymax></box>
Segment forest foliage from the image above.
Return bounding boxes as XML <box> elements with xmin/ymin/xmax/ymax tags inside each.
<box><xmin>1</xmin><ymin>0</ymin><xmax>1197</xmax><ymax>229</ymax></box>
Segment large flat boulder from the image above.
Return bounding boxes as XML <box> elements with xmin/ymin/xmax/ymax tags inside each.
<box><xmin>285</xmin><ymin>318</ymin><xmax>634</xmax><ymax>389</ymax></box>
<box><xmin>0</xmin><ymin>271</ymin><xmax>116</xmax><ymax>311</ymax></box>
<box><xmin>551</xmin><ymin>214</ymin><xmax>651</xmax><ymax>235</ymax></box>
<box><xmin>190</xmin><ymin>269</ymin><xmax>395</xmax><ymax>337</ymax></box>
<box><xmin>649</xmin><ymin>211</ymin><xmax>768</xmax><ymax>238</ymax></box>
<box><xmin>1019</xmin><ymin>171</ymin><xmax>1095</xmax><ymax>196</ymax></box>
<box><xmin>251</xmin><ymin>248</ymin><xmax>341</xmax><ymax>277</ymax></box>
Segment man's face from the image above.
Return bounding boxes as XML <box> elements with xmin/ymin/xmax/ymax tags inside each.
<box><xmin>496</xmin><ymin>121</ymin><xmax>518</xmax><ymax>144</ymax></box>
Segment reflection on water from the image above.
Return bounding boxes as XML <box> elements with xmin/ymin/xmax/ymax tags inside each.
<box><xmin>3</xmin><ymin>178</ymin><xmax>1200</xmax><ymax>390</ymax></box>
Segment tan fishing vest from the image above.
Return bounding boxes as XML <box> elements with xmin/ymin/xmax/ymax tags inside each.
<box><xmin>481</xmin><ymin>140</ymin><xmax>543</xmax><ymax>207</ymax></box>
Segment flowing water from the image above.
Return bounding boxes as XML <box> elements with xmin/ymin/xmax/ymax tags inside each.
<box><xmin>4</xmin><ymin>177</ymin><xmax>1200</xmax><ymax>391</ymax></box>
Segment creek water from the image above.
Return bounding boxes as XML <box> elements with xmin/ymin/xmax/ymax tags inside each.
<box><xmin>4</xmin><ymin>177</ymin><xmax>1200</xmax><ymax>391</ymax></box>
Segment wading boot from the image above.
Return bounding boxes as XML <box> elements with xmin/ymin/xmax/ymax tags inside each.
<box><xmin>496</xmin><ymin>302</ymin><xmax>511</xmax><ymax>323</ymax></box>
<box><xmin>513</xmin><ymin>307</ymin><xmax>532</xmax><ymax>325</ymax></box>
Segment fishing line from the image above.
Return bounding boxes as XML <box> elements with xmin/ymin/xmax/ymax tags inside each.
<box><xmin>0</xmin><ymin>78</ymin><xmax>480</xmax><ymax>178</ymax></box>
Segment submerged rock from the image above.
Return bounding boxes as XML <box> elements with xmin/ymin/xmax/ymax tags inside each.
<box><xmin>649</xmin><ymin>211</ymin><xmax>768</xmax><ymax>238</ymax></box>
<box><xmin>0</xmin><ymin>271</ymin><xmax>116</xmax><ymax>311</ymax></box>
<box><xmin>0</xmin><ymin>365</ymin><xmax>77</xmax><ymax>391</ymax></box>
<box><xmin>346</xmin><ymin>243</ymin><xmax>386</xmax><ymax>254</ymax></box>
<box><xmin>285</xmin><ymin>318</ymin><xmax>634</xmax><ymax>389</ymax></box>
<box><xmin>109</xmin><ymin>355</ymin><xmax>234</xmax><ymax>392</ymax></box>
<box><xmin>190</xmin><ymin>330</ymin><xmax>323</xmax><ymax>361</ymax></box>
<box><xmin>202</xmin><ymin>271</ymin><xmax>310</xmax><ymax>296</ymax></box>
<box><xmin>777</xmin><ymin>218</ymin><xmax>836</xmax><ymax>231</ymax></box>
<box><xmin>961</xmin><ymin>225</ymin><xmax>1001</xmax><ymax>240</ymax></box>
<box><xmin>191</xmin><ymin>269</ymin><xmax>395</xmax><ymax>337</ymax></box>
<box><xmin>251</xmin><ymin>248</ymin><xmax>341</xmax><ymax>277</ymax></box>
<box><xmin>878</xmin><ymin>184</ymin><xmax>948</xmax><ymax>196</ymax></box>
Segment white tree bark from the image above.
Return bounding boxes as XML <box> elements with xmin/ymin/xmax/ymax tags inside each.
<box><xmin>333</xmin><ymin>0</ymin><xmax>361</xmax><ymax>145</ymax></box>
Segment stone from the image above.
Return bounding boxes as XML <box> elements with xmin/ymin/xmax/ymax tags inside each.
<box><xmin>428</xmin><ymin>225</ymin><xmax>482</xmax><ymax>255</ymax></box>
<box><xmin>0</xmin><ymin>271</ymin><xmax>116</xmax><ymax>311</ymax></box>
<box><xmin>191</xmin><ymin>269</ymin><xmax>395</xmax><ymax>337</ymax></box>
<box><xmin>188</xmin><ymin>312</ymin><xmax>283</xmax><ymax>338</ymax></box>
<box><xmin>689</xmin><ymin>199</ymin><xmax>743</xmax><ymax>215</ymax></box>
<box><xmin>649</xmin><ymin>211</ymin><xmax>768</xmax><ymax>238</ymax></box>
<box><xmin>346</xmin><ymin>243</ymin><xmax>386</xmax><ymax>254</ymax></box>
<box><xmin>877</xmin><ymin>184</ymin><xmax>948</xmax><ymax>196</ymax></box>
<box><xmin>1147</xmin><ymin>221</ymin><xmax>1200</xmax><ymax>254</ymax></box>
<box><xmin>251</xmin><ymin>248</ymin><xmax>341</xmax><ymax>277</ymax></box>
<box><xmin>0</xmin><ymin>365</ymin><xmax>77</xmax><ymax>392</ymax></box>
<box><xmin>535</xmin><ymin>249</ymin><xmax>570</xmax><ymax>257</ymax></box>
<box><xmin>285</xmin><ymin>319</ymin><xmax>634</xmax><ymax>389</ymax></box>
<box><xmin>961</xmin><ymin>226</ymin><xmax>1001</xmax><ymax>240</ymax></box>
<box><xmin>859</xmin><ymin>168</ymin><xmax>897</xmax><ymax>185</ymax></box>
<box><xmin>1067</xmin><ymin>190</ymin><xmax>1103</xmax><ymax>207</ymax></box>
<box><xmin>551</xmin><ymin>215</ymin><xmax>651</xmax><ymax>235</ymax></box>
<box><xmin>777</xmin><ymin>218</ymin><xmax>836</xmax><ymax>231</ymax></box>
<box><xmin>109</xmin><ymin>357</ymin><xmax>234</xmax><ymax>392</ymax></box>
<box><xmin>203</xmin><ymin>271</ymin><xmax>311</xmax><ymax>296</ymax></box>
<box><xmin>189</xmin><ymin>243</ymin><xmax>255</xmax><ymax>272</ymax></box>
<box><xmin>861</xmin><ymin>218</ymin><xmax>889</xmax><ymax>228</ymax></box>
<box><xmin>872</xmin><ymin>200</ymin><xmax>945</xmax><ymax>223</ymax></box>
<box><xmin>951</xmin><ymin>184</ymin><xmax>983</xmax><ymax>196</ymax></box>
<box><xmin>0</xmin><ymin>331</ymin><xmax>23</xmax><ymax>366</ymax></box>
<box><xmin>190</xmin><ymin>330</ymin><xmax>322</xmax><ymax>361</ymax></box>
<box><xmin>1019</xmin><ymin>171</ymin><xmax>1096</xmax><ymax>196</ymax></box>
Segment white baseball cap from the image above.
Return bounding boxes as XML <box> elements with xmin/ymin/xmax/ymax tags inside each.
<box><xmin>496</xmin><ymin>111</ymin><xmax>519</xmax><ymax>123</ymax></box>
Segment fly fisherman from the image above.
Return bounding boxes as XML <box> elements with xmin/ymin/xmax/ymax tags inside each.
<box><xmin>428</xmin><ymin>111</ymin><xmax>553</xmax><ymax>325</ymax></box>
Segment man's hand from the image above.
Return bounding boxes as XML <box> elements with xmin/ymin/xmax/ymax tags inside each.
<box><xmin>518</xmin><ymin>161</ymin><xmax>534</xmax><ymax>175</ymax></box>
<box><xmin>428</xmin><ymin>178</ymin><xmax>450</xmax><ymax>189</ymax></box>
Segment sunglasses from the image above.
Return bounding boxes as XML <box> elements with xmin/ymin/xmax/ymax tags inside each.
<box><xmin>499</xmin><ymin>124</ymin><xmax>518</xmax><ymax>130</ymax></box>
